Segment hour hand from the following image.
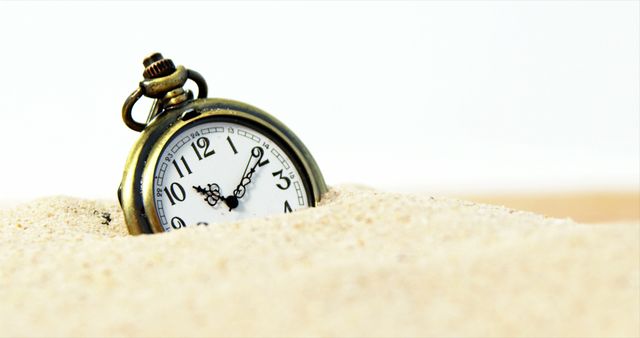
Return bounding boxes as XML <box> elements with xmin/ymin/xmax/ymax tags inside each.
<box><xmin>193</xmin><ymin>183</ymin><xmax>223</xmax><ymax>207</ymax></box>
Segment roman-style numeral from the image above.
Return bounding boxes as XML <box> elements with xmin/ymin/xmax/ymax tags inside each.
<box><xmin>284</xmin><ymin>200</ymin><xmax>292</xmax><ymax>213</ymax></box>
<box><xmin>227</xmin><ymin>136</ymin><xmax>238</xmax><ymax>154</ymax></box>
<box><xmin>172</xmin><ymin>156</ymin><xmax>192</xmax><ymax>178</ymax></box>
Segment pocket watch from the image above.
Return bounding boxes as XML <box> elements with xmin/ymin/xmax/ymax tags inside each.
<box><xmin>118</xmin><ymin>53</ymin><xmax>327</xmax><ymax>235</ymax></box>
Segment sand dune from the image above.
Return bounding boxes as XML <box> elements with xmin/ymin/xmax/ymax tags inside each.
<box><xmin>0</xmin><ymin>186</ymin><xmax>638</xmax><ymax>337</ymax></box>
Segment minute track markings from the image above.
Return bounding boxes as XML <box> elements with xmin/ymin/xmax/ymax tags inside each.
<box><xmin>153</xmin><ymin>121</ymin><xmax>310</xmax><ymax>231</ymax></box>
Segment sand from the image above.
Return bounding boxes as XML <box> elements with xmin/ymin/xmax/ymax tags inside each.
<box><xmin>466</xmin><ymin>191</ymin><xmax>640</xmax><ymax>224</ymax></box>
<box><xmin>0</xmin><ymin>186</ymin><xmax>638</xmax><ymax>337</ymax></box>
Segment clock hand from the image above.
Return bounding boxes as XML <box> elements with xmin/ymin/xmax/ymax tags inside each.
<box><xmin>233</xmin><ymin>150</ymin><xmax>257</xmax><ymax>198</ymax></box>
<box><xmin>228</xmin><ymin>146</ymin><xmax>264</xmax><ymax>209</ymax></box>
<box><xmin>193</xmin><ymin>183</ymin><xmax>224</xmax><ymax>207</ymax></box>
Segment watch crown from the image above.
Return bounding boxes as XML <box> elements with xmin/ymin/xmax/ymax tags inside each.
<box><xmin>142</xmin><ymin>52</ymin><xmax>176</xmax><ymax>79</ymax></box>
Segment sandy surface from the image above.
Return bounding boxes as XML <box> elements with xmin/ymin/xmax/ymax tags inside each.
<box><xmin>466</xmin><ymin>191</ymin><xmax>640</xmax><ymax>224</ymax></box>
<box><xmin>0</xmin><ymin>186</ymin><xmax>638</xmax><ymax>337</ymax></box>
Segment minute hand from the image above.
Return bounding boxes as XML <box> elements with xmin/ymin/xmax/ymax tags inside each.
<box><xmin>232</xmin><ymin>146</ymin><xmax>265</xmax><ymax>200</ymax></box>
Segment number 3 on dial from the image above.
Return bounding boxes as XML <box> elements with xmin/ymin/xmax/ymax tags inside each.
<box><xmin>152</xmin><ymin>121</ymin><xmax>312</xmax><ymax>231</ymax></box>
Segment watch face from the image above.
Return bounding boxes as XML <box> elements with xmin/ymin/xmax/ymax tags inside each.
<box><xmin>151</xmin><ymin>119</ymin><xmax>311</xmax><ymax>231</ymax></box>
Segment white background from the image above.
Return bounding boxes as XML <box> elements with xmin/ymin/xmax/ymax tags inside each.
<box><xmin>0</xmin><ymin>1</ymin><xmax>638</xmax><ymax>200</ymax></box>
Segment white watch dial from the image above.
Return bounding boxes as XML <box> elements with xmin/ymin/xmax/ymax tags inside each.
<box><xmin>151</xmin><ymin>120</ymin><xmax>310</xmax><ymax>231</ymax></box>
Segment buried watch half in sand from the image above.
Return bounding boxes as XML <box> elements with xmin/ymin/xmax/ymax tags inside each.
<box><xmin>118</xmin><ymin>53</ymin><xmax>327</xmax><ymax>235</ymax></box>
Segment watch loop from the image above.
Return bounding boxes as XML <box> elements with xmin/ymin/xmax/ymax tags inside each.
<box><xmin>122</xmin><ymin>65</ymin><xmax>208</xmax><ymax>132</ymax></box>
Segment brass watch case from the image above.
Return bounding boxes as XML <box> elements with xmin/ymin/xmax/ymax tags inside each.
<box><xmin>119</xmin><ymin>98</ymin><xmax>328</xmax><ymax>235</ymax></box>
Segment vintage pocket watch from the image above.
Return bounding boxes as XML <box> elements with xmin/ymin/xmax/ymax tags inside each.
<box><xmin>118</xmin><ymin>53</ymin><xmax>327</xmax><ymax>235</ymax></box>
